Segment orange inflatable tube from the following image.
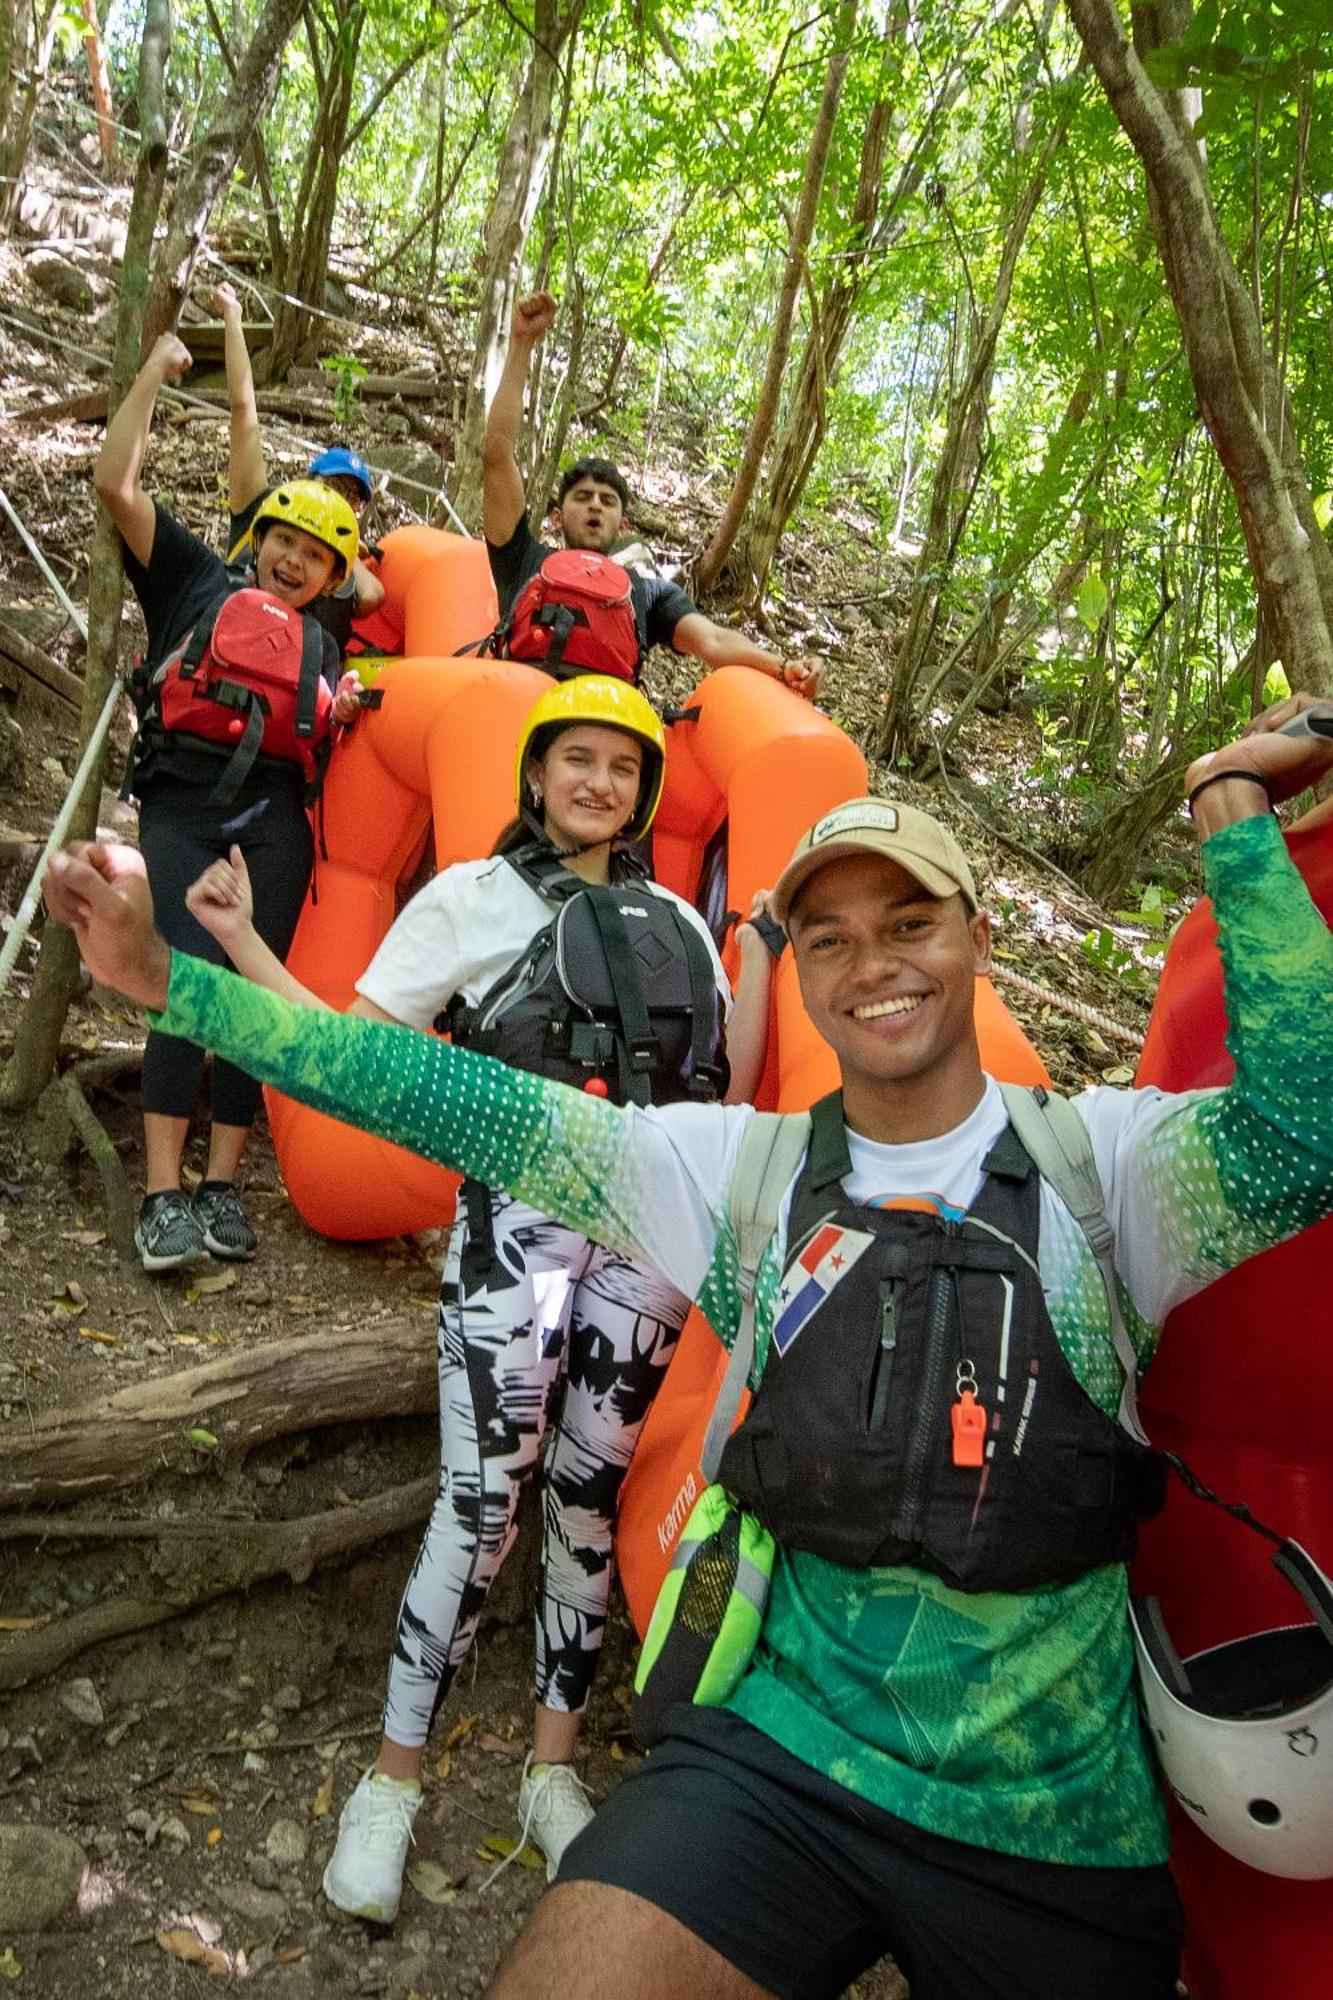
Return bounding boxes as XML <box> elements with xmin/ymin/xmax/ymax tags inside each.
<box><xmin>1131</xmin><ymin>801</ymin><xmax>1333</xmax><ymax>2000</ymax></box>
<box><xmin>271</xmin><ymin>528</ymin><xmax>879</xmax><ymax>1235</ymax></box>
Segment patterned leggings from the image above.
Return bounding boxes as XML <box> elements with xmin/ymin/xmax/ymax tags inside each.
<box><xmin>382</xmin><ymin>1186</ymin><xmax>690</xmax><ymax>1746</ymax></box>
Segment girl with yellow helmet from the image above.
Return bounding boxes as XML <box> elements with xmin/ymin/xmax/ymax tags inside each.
<box><xmin>92</xmin><ymin>336</ymin><xmax>365</xmax><ymax>1278</ymax></box>
<box><xmin>185</xmin><ymin>675</ymin><xmax>775</xmax><ymax>1914</ymax></box>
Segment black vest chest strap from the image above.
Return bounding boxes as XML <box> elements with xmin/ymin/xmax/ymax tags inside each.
<box><xmin>717</xmin><ymin>1095</ymin><xmax>1166</xmax><ymax>1593</ymax></box>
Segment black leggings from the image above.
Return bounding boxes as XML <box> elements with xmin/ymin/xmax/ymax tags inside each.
<box><xmin>137</xmin><ymin>777</ymin><xmax>314</xmax><ymax>1126</ymax></box>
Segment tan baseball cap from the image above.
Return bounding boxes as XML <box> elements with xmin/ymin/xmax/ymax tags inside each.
<box><xmin>772</xmin><ymin>797</ymin><xmax>979</xmax><ymax>928</ymax></box>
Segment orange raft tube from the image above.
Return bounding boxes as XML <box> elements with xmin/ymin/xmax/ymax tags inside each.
<box><xmin>268</xmin><ymin>525</ymin><xmax>1050</xmax><ymax>1628</ymax></box>
<box><xmin>269</xmin><ymin>524</ymin><xmax>875</xmax><ymax>1234</ymax></box>
<box><xmin>1131</xmin><ymin>800</ymin><xmax>1333</xmax><ymax>2000</ymax></box>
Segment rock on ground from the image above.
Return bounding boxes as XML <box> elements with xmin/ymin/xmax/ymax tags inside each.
<box><xmin>0</xmin><ymin>1823</ymin><xmax>87</xmax><ymax>1932</ymax></box>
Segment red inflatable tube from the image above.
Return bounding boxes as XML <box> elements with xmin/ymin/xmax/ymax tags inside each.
<box><xmin>1133</xmin><ymin>803</ymin><xmax>1333</xmax><ymax>2000</ymax></box>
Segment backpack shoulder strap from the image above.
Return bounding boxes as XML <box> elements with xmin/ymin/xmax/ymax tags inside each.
<box><xmin>504</xmin><ymin>841</ymin><xmax>583</xmax><ymax>903</ymax></box>
<box><xmin>997</xmin><ymin>1081</ymin><xmax>1148</xmax><ymax>1443</ymax></box>
<box><xmin>293</xmin><ymin>607</ymin><xmax>326</xmax><ymax>741</ymax></box>
<box><xmin>661</xmin><ymin>902</ymin><xmax>727</xmax><ymax>1099</ymax></box>
<box><xmin>700</xmin><ymin>1110</ymin><xmax>812</xmax><ymax>1480</ymax></box>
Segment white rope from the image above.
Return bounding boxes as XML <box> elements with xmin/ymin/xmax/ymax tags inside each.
<box><xmin>0</xmin><ymin>482</ymin><xmax>89</xmax><ymax>640</ymax></box>
<box><xmin>992</xmin><ymin>962</ymin><xmax>1146</xmax><ymax>1051</ymax></box>
<box><xmin>0</xmin><ymin>679</ymin><xmax>123</xmax><ymax>996</ymax></box>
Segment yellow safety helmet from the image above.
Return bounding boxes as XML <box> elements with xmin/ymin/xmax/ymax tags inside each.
<box><xmin>517</xmin><ymin>676</ymin><xmax>667</xmax><ymax>844</ymax></box>
<box><xmin>250</xmin><ymin>479</ymin><xmax>358</xmax><ymax>578</ymax></box>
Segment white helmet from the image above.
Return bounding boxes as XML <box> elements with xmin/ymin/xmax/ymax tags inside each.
<box><xmin>1131</xmin><ymin>1539</ymin><xmax>1333</xmax><ymax>1879</ymax></box>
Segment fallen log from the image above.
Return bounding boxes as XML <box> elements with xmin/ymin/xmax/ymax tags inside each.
<box><xmin>14</xmin><ymin>389</ymin><xmax>112</xmax><ymax>426</ymax></box>
<box><xmin>0</xmin><ymin>1319</ymin><xmax>437</xmax><ymax>1506</ymax></box>
<box><xmin>0</xmin><ymin>619</ymin><xmax>83</xmax><ymax>707</ymax></box>
<box><xmin>0</xmin><ymin>1475</ymin><xmax>435</xmax><ymax>1689</ymax></box>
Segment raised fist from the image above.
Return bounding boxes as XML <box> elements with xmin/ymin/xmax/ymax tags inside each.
<box><xmin>150</xmin><ymin>332</ymin><xmax>193</xmax><ymax>382</ymax></box>
<box><xmin>511</xmin><ymin>292</ymin><xmax>557</xmax><ymax>348</ymax></box>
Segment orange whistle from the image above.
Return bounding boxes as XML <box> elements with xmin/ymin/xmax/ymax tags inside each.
<box><xmin>951</xmin><ymin>1389</ymin><xmax>986</xmax><ymax>1468</ymax></box>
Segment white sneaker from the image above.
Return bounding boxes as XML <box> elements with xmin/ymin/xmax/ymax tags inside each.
<box><xmin>321</xmin><ymin>1770</ymin><xmax>422</xmax><ymax>1923</ymax></box>
<box><xmin>515</xmin><ymin>1756</ymin><xmax>594</xmax><ymax>1883</ymax></box>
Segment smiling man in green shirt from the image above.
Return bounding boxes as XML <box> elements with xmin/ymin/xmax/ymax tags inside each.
<box><xmin>44</xmin><ymin>699</ymin><xmax>1333</xmax><ymax>1999</ymax></box>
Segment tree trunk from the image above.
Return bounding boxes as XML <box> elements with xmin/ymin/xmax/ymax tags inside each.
<box><xmin>527</xmin><ymin>270</ymin><xmax>585</xmax><ymax>517</ymax></box>
<box><xmin>144</xmin><ymin>0</ymin><xmax>309</xmax><ymax>348</ymax></box>
<box><xmin>450</xmin><ymin>0</ymin><xmax>585</xmax><ymax>525</ymax></box>
<box><xmin>0</xmin><ymin>0</ymin><xmax>15</xmax><ymax>165</ymax></box>
<box><xmin>877</xmin><ymin>100</ymin><xmax>1070</xmax><ymax>760</ymax></box>
<box><xmin>0</xmin><ymin>0</ymin><xmax>60</xmax><ymax>232</ymax></box>
<box><xmin>264</xmin><ymin>0</ymin><xmax>367</xmax><ymax>380</ymax></box>
<box><xmin>732</xmin><ymin>0</ymin><xmax>1012</xmax><ymax>602</ymax></box>
<box><xmin>0</xmin><ymin>0</ymin><xmax>171</xmax><ymax>1114</ymax></box>
<box><xmin>581</xmin><ymin>198</ymin><xmax>691</xmax><ymax>422</ymax></box>
<box><xmin>200</xmin><ymin>0</ymin><xmax>288</xmax><ymax>281</ymax></box>
<box><xmin>0</xmin><ymin>1321</ymin><xmax>435</xmax><ymax>1507</ymax></box>
<box><xmin>78</xmin><ymin>0</ymin><xmax>115</xmax><ymax>166</ymax></box>
<box><xmin>1066</xmin><ymin>0</ymin><xmax>1333</xmax><ymax>695</ymax></box>
<box><xmin>694</xmin><ymin>0</ymin><xmax>859</xmax><ymax>599</ymax></box>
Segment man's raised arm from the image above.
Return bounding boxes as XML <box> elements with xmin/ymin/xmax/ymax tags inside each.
<box><xmin>482</xmin><ymin>291</ymin><xmax>556</xmax><ymax>547</ymax></box>
<box><xmin>672</xmin><ymin>609</ymin><xmax>825</xmax><ymax>701</ymax></box>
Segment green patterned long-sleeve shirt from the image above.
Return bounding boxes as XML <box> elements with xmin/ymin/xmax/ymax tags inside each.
<box><xmin>154</xmin><ymin>813</ymin><xmax>1333</xmax><ymax>1867</ymax></box>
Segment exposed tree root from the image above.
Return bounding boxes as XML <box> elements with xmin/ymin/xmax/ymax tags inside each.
<box><xmin>0</xmin><ymin>1475</ymin><xmax>435</xmax><ymax>1689</ymax></box>
<box><xmin>59</xmin><ymin>1052</ymin><xmax>139</xmax><ymax>1256</ymax></box>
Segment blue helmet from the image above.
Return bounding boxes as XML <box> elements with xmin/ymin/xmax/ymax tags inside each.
<box><xmin>307</xmin><ymin>446</ymin><xmax>373</xmax><ymax>501</ymax></box>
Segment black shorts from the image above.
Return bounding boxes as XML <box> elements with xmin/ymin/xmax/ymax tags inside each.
<box><xmin>559</xmin><ymin>1709</ymin><xmax>1182</xmax><ymax>2000</ymax></box>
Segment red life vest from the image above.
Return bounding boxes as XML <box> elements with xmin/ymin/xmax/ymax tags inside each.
<box><xmin>138</xmin><ymin>587</ymin><xmax>332</xmax><ymax>802</ymax></box>
<box><xmin>505</xmin><ymin>550</ymin><xmax>639</xmax><ymax>682</ymax></box>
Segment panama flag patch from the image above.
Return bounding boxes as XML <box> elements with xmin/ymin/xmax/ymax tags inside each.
<box><xmin>772</xmin><ymin>1224</ymin><xmax>875</xmax><ymax>1356</ymax></box>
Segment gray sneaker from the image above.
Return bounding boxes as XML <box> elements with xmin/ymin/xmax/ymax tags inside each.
<box><xmin>194</xmin><ymin>1182</ymin><xmax>258</xmax><ymax>1261</ymax></box>
<box><xmin>135</xmin><ymin>1191</ymin><xmax>208</xmax><ymax>1273</ymax></box>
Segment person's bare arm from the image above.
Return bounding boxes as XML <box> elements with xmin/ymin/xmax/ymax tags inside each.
<box><xmin>350</xmin><ymin>557</ymin><xmax>386</xmax><ymax>613</ymax></box>
<box><xmin>482</xmin><ymin>291</ymin><xmax>556</xmax><ymax>546</ymax></box>
<box><xmin>93</xmin><ymin>334</ymin><xmax>192</xmax><ymax>567</ymax></box>
<box><xmin>671</xmin><ymin>611</ymin><xmax>823</xmax><ymax>700</ymax></box>
<box><xmin>724</xmin><ymin>894</ymin><xmax>782</xmax><ymax>1104</ymax></box>
<box><xmin>1186</xmin><ymin>692</ymin><xmax>1333</xmax><ymax>840</ymax></box>
<box><xmin>213</xmin><ymin>283</ymin><xmax>267</xmax><ymax>515</ymax></box>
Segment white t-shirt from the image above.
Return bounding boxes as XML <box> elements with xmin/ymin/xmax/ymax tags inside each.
<box><xmin>356</xmin><ymin>854</ymin><xmax>732</xmax><ymax>1029</ymax></box>
<box><xmin>598</xmin><ymin>1072</ymin><xmax>1217</xmax><ymax>1351</ymax></box>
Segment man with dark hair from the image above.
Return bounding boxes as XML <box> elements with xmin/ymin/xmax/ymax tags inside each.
<box><xmin>557</xmin><ymin>457</ymin><xmax>631</xmax><ymax>516</ymax></box>
<box><xmin>483</xmin><ymin>292</ymin><xmax>822</xmax><ymax>697</ymax></box>
<box><xmin>44</xmin><ymin>697</ymin><xmax>1333</xmax><ymax>1996</ymax></box>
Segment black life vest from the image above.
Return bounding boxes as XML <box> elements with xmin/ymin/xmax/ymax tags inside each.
<box><xmin>128</xmin><ymin>583</ymin><xmax>332</xmax><ymax>805</ymax></box>
<box><xmin>447</xmin><ymin>844</ymin><xmax>728</xmax><ymax>1109</ymax></box>
<box><xmin>716</xmin><ymin>1094</ymin><xmax>1167</xmax><ymax>1593</ymax></box>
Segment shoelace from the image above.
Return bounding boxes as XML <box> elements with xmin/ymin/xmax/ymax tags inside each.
<box><xmin>144</xmin><ymin>1195</ymin><xmax>198</xmax><ymax>1245</ymax></box>
<box><xmin>356</xmin><ymin>1778</ymin><xmax>420</xmax><ymax>1853</ymax></box>
<box><xmin>478</xmin><ymin>1763</ymin><xmax>591</xmax><ymax>1893</ymax></box>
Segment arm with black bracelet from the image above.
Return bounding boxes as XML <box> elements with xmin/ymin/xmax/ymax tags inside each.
<box><xmin>1186</xmin><ymin>694</ymin><xmax>1333</xmax><ymax>843</ymax></box>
